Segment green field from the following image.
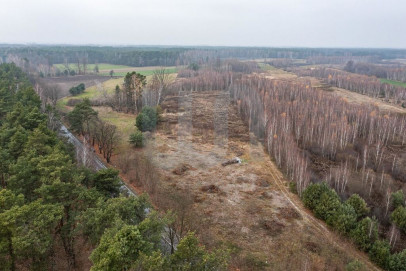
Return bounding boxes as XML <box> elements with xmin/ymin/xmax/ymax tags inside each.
<box><xmin>56</xmin><ymin>77</ymin><xmax>124</xmax><ymax>112</ymax></box>
<box><xmin>99</xmin><ymin>67</ymin><xmax>178</xmax><ymax>77</ymax></box>
<box><xmin>54</xmin><ymin>63</ymin><xmax>134</xmax><ymax>72</ymax></box>
<box><xmin>258</xmin><ymin>63</ymin><xmax>278</xmax><ymax>71</ymax></box>
<box><xmin>380</xmin><ymin>78</ymin><xmax>406</xmax><ymax>88</ymax></box>
<box><xmin>54</xmin><ymin>63</ymin><xmax>178</xmax><ymax>77</ymax></box>
<box><xmin>55</xmin><ymin>77</ymin><xmax>138</xmax><ymax>149</ymax></box>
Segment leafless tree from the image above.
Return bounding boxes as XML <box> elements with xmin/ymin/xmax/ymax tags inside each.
<box><xmin>151</xmin><ymin>67</ymin><xmax>174</xmax><ymax>105</ymax></box>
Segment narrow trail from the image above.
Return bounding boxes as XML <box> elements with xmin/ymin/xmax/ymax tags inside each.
<box><xmin>265</xmin><ymin>159</ymin><xmax>381</xmax><ymax>271</ymax></box>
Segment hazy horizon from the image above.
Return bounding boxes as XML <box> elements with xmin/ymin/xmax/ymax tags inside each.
<box><xmin>1</xmin><ymin>0</ymin><xmax>405</xmax><ymax>49</ymax></box>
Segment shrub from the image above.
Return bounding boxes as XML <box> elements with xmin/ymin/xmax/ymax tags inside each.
<box><xmin>345</xmin><ymin>260</ymin><xmax>367</xmax><ymax>271</ymax></box>
<box><xmin>346</xmin><ymin>194</ymin><xmax>370</xmax><ymax>219</ymax></box>
<box><xmin>135</xmin><ymin>106</ymin><xmax>158</xmax><ymax>132</ymax></box>
<box><xmin>388</xmin><ymin>249</ymin><xmax>406</xmax><ymax>271</ymax></box>
<box><xmin>129</xmin><ymin>131</ymin><xmax>144</xmax><ymax>148</ymax></box>
<box><xmin>391</xmin><ymin>206</ymin><xmax>406</xmax><ymax>233</ymax></box>
<box><xmin>69</xmin><ymin>83</ymin><xmax>86</xmax><ymax>96</ymax></box>
<box><xmin>289</xmin><ymin>182</ymin><xmax>297</xmax><ymax>194</ymax></box>
<box><xmin>313</xmin><ymin>189</ymin><xmax>341</xmax><ymax>225</ymax></box>
<box><xmin>350</xmin><ymin>217</ymin><xmax>378</xmax><ymax>252</ymax></box>
<box><xmin>332</xmin><ymin>203</ymin><xmax>358</xmax><ymax>235</ymax></box>
<box><xmin>369</xmin><ymin>240</ymin><xmax>391</xmax><ymax>269</ymax></box>
<box><xmin>302</xmin><ymin>182</ymin><xmax>331</xmax><ymax>210</ymax></box>
<box><xmin>391</xmin><ymin>190</ymin><xmax>405</xmax><ymax>210</ymax></box>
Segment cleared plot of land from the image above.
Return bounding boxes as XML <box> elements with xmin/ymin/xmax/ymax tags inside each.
<box><xmin>127</xmin><ymin>90</ymin><xmax>379</xmax><ymax>270</ymax></box>
<box><xmin>258</xmin><ymin>63</ymin><xmax>298</xmax><ymax>80</ymax></box>
<box><xmin>55</xmin><ymin>71</ymin><xmax>381</xmax><ymax>270</ymax></box>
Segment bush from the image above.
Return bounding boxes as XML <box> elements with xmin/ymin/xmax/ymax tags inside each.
<box><xmin>369</xmin><ymin>240</ymin><xmax>391</xmax><ymax>269</ymax></box>
<box><xmin>302</xmin><ymin>182</ymin><xmax>331</xmax><ymax>210</ymax></box>
<box><xmin>313</xmin><ymin>189</ymin><xmax>341</xmax><ymax>225</ymax></box>
<box><xmin>289</xmin><ymin>182</ymin><xmax>297</xmax><ymax>194</ymax></box>
<box><xmin>388</xmin><ymin>249</ymin><xmax>406</xmax><ymax>271</ymax></box>
<box><xmin>345</xmin><ymin>260</ymin><xmax>367</xmax><ymax>271</ymax></box>
<box><xmin>346</xmin><ymin>194</ymin><xmax>370</xmax><ymax>219</ymax></box>
<box><xmin>332</xmin><ymin>203</ymin><xmax>357</xmax><ymax>235</ymax></box>
<box><xmin>135</xmin><ymin>106</ymin><xmax>158</xmax><ymax>132</ymax></box>
<box><xmin>69</xmin><ymin>83</ymin><xmax>86</xmax><ymax>96</ymax></box>
<box><xmin>129</xmin><ymin>131</ymin><xmax>144</xmax><ymax>147</ymax></box>
<box><xmin>391</xmin><ymin>206</ymin><xmax>406</xmax><ymax>233</ymax></box>
<box><xmin>350</xmin><ymin>217</ymin><xmax>378</xmax><ymax>252</ymax></box>
<box><xmin>391</xmin><ymin>190</ymin><xmax>405</xmax><ymax>210</ymax></box>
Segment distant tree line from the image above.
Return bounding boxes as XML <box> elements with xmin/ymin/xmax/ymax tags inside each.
<box><xmin>4</xmin><ymin>46</ymin><xmax>406</xmax><ymax>73</ymax></box>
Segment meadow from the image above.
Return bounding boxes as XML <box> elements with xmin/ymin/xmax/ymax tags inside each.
<box><xmin>54</xmin><ymin>63</ymin><xmax>134</xmax><ymax>72</ymax></box>
<box><xmin>380</xmin><ymin>78</ymin><xmax>406</xmax><ymax>88</ymax></box>
<box><xmin>54</xmin><ymin>63</ymin><xmax>179</xmax><ymax>77</ymax></box>
<box><xmin>56</xmin><ymin>77</ymin><xmax>124</xmax><ymax>111</ymax></box>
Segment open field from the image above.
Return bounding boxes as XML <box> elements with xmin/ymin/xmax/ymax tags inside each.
<box><xmin>258</xmin><ymin>63</ymin><xmax>298</xmax><ymax>80</ymax></box>
<box><xmin>380</xmin><ymin>78</ymin><xmax>406</xmax><ymax>88</ymax></box>
<box><xmin>56</xmin><ymin>77</ymin><xmax>124</xmax><ymax>111</ymax></box>
<box><xmin>54</xmin><ymin>63</ymin><xmax>134</xmax><ymax>72</ymax></box>
<box><xmin>95</xmin><ymin>106</ymin><xmax>136</xmax><ymax>151</ymax></box>
<box><xmin>99</xmin><ymin>67</ymin><xmax>178</xmax><ymax>77</ymax></box>
<box><xmin>54</xmin><ymin>63</ymin><xmax>179</xmax><ymax>77</ymax></box>
<box><xmin>41</xmin><ymin>75</ymin><xmax>111</xmax><ymax>99</ymax></box>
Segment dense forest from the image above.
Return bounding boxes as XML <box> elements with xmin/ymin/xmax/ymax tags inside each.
<box><xmin>0</xmin><ymin>63</ymin><xmax>229</xmax><ymax>270</ymax></box>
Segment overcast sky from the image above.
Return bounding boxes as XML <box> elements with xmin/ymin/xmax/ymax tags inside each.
<box><xmin>0</xmin><ymin>0</ymin><xmax>404</xmax><ymax>48</ymax></box>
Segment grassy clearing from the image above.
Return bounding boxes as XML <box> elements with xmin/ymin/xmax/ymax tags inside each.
<box><xmin>54</xmin><ymin>63</ymin><xmax>134</xmax><ymax>72</ymax></box>
<box><xmin>54</xmin><ymin>63</ymin><xmax>179</xmax><ymax>77</ymax></box>
<box><xmin>95</xmin><ymin>107</ymin><xmax>136</xmax><ymax>151</ymax></box>
<box><xmin>56</xmin><ymin>77</ymin><xmax>124</xmax><ymax>112</ymax></box>
<box><xmin>100</xmin><ymin>67</ymin><xmax>178</xmax><ymax>77</ymax></box>
<box><xmin>380</xmin><ymin>78</ymin><xmax>406</xmax><ymax>88</ymax></box>
<box><xmin>55</xmin><ymin>77</ymin><xmax>136</xmax><ymax>150</ymax></box>
<box><xmin>258</xmin><ymin>63</ymin><xmax>277</xmax><ymax>71</ymax></box>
